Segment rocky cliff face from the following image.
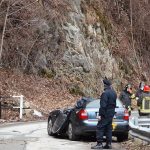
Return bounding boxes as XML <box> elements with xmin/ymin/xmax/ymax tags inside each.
<box><xmin>0</xmin><ymin>0</ymin><xmax>149</xmax><ymax>97</ymax></box>
<box><xmin>61</xmin><ymin>0</ymin><xmax>120</xmax><ymax>96</ymax></box>
<box><xmin>34</xmin><ymin>0</ymin><xmax>121</xmax><ymax>96</ymax></box>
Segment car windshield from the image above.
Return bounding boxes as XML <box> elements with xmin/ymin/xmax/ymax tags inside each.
<box><xmin>86</xmin><ymin>99</ymin><xmax>123</xmax><ymax>108</ymax></box>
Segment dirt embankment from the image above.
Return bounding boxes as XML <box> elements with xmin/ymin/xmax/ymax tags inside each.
<box><xmin>0</xmin><ymin>68</ymin><xmax>80</xmax><ymax>120</ymax></box>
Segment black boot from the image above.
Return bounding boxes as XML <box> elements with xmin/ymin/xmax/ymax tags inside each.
<box><xmin>91</xmin><ymin>142</ymin><xmax>103</xmax><ymax>149</ymax></box>
<box><xmin>103</xmin><ymin>143</ymin><xmax>112</xmax><ymax>149</ymax></box>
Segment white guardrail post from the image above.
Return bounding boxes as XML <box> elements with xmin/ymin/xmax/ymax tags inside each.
<box><xmin>12</xmin><ymin>95</ymin><xmax>24</xmax><ymax>119</ymax></box>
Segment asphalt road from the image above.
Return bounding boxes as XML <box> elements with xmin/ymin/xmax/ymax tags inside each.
<box><xmin>0</xmin><ymin>122</ymin><xmax>125</xmax><ymax>150</ymax></box>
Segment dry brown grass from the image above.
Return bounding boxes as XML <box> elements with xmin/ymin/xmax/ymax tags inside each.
<box><xmin>0</xmin><ymin>68</ymin><xmax>79</xmax><ymax>115</ymax></box>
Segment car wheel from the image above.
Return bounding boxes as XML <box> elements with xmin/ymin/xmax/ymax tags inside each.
<box><xmin>67</xmin><ymin>123</ymin><xmax>79</xmax><ymax>141</ymax></box>
<box><xmin>47</xmin><ymin>118</ymin><xmax>54</xmax><ymax>136</ymax></box>
<box><xmin>117</xmin><ymin>133</ymin><xmax>128</xmax><ymax>142</ymax></box>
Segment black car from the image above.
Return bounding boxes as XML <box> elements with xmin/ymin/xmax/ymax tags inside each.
<box><xmin>47</xmin><ymin>98</ymin><xmax>129</xmax><ymax>142</ymax></box>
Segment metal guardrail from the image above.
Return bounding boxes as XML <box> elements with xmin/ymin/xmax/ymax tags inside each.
<box><xmin>129</xmin><ymin>116</ymin><xmax>150</xmax><ymax>143</ymax></box>
<box><xmin>138</xmin><ymin>118</ymin><xmax>150</xmax><ymax>127</ymax></box>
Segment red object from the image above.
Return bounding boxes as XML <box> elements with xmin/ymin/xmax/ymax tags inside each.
<box><xmin>124</xmin><ymin>110</ymin><xmax>129</xmax><ymax>120</ymax></box>
<box><xmin>143</xmin><ymin>85</ymin><xmax>150</xmax><ymax>92</ymax></box>
<box><xmin>78</xmin><ymin>109</ymin><xmax>88</xmax><ymax>120</ymax></box>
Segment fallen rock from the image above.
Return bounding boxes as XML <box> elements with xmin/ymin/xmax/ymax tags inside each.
<box><xmin>33</xmin><ymin>110</ymin><xmax>43</xmax><ymax>117</ymax></box>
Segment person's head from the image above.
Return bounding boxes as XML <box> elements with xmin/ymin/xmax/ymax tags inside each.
<box><xmin>103</xmin><ymin>77</ymin><xmax>112</xmax><ymax>89</ymax></box>
<box><xmin>125</xmin><ymin>84</ymin><xmax>132</xmax><ymax>93</ymax></box>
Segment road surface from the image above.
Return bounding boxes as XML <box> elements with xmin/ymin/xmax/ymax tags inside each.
<box><xmin>0</xmin><ymin>121</ymin><xmax>125</xmax><ymax>150</ymax></box>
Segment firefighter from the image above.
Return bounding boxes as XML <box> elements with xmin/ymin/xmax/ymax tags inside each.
<box><xmin>91</xmin><ymin>78</ymin><xmax>117</xmax><ymax>149</ymax></box>
<box><xmin>119</xmin><ymin>84</ymin><xmax>135</xmax><ymax>114</ymax></box>
<box><xmin>135</xmin><ymin>82</ymin><xmax>145</xmax><ymax>99</ymax></box>
<box><xmin>137</xmin><ymin>85</ymin><xmax>150</xmax><ymax>106</ymax></box>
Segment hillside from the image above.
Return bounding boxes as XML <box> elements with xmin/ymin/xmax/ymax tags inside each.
<box><xmin>0</xmin><ymin>0</ymin><xmax>150</xmax><ymax>116</ymax></box>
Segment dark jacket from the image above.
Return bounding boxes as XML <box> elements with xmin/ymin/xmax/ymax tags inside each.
<box><xmin>136</xmin><ymin>89</ymin><xmax>143</xmax><ymax>107</ymax></box>
<box><xmin>119</xmin><ymin>91</ymin><xmax>131</xmax><ymax>108</ymax></box>
<box><xmin>137</xmin><ymin>92</ymin><xmax>150</xmax><ymax>106</ymax></box>
<box><xmin>136</xmin><ymin>89</ymin><xmax>143</xmax><ymax>98</ymax></box>
<box><xmin>99</xmin><ymin>86</ymin><xmax>117</xmax><ymax>118</ymax></box>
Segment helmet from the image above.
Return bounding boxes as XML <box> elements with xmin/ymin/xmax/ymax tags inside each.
<box><xmin>124</xmin><ymin>84</ymin><xmax>132</xmax><ymax>93</ymax></box>
<box><xmin>125</xmin><ymin>84</ymin><xmax>132</xmax><ymax>90</ymax></box>
<box><xmin>143</xmin><ymin>85</ymin><xmax>150</xmax><ymax>92</ymax></box>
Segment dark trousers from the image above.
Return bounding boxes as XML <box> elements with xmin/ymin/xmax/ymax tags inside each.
<box><xmin>96</xmin><ymin>117</ymin><xmax>113</xmax><ymax>144</ymax></box>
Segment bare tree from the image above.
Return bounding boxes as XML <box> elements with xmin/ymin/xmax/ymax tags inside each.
<box><xmin>0</xmin><ymin>0</ymin><xmax>70</xmax><ymax>73</ymax></box>
<box><xmin>0</xmin><ymin>0</ymin><xmax>10</xmax><ymax>62</ymax></box>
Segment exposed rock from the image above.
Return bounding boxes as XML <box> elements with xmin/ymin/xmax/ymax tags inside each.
<box><xmin>37</xmin><ymin>19</ymin><xmax>50</xmax><ymax>34</ymax></box>
<box><xmin>0</xmin><ymin>119</ymin><xmax>6</xmax><ymax>123</ymax></box>
<box><xmin>24</xmin><ymin>101</ymin><xmax>31</xmax><ymax>109</ymax></box>
<box><xmin>1</xmin><ymin>0</ymin><xmax>149</xmax><ymax>108</ymax></box>
<box><xmin>33</xmin><ymin>110</ymin><xmax>43</xmax><ymax>117</ymax></box>
<box><xmin>23</xmin><ymin>109</ymin><xmax>33</xmax><ymax>118</ymax></box>
<box><xmin>35</xmin><ymin>51</ymin><xmax>48</xmax><ymax>71</ymax></box>
<box><xmin>62</xmin><ymin>0</ymin><xmax>120</xmax><ymax>95</ymax></box>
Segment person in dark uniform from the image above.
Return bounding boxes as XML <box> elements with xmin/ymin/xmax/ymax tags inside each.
<box><xmin>91</xmin><ymin>78</ymin><xmax>117</xmax><ymax>149</ymax></box>
<box><xmin>135</xmin><ymin>82</ymin><xmax>145</xmax><ymax>99</ymax></box>
<box><xmin>119</xmin><ymin>84</ymin><xmax>135</xmax><ymax>113</ymax></box>
<box><xmin>135</xmin><ymin>82</ymin><xmax>145</xmax><ymax>106</ymax></box>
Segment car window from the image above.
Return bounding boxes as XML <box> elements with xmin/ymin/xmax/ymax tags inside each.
<box><xmin>86</xmin><ymin>100</ymin><xmax>100</xmax><ymax>108</ymax></box>
<box><xmin>86</xmin><ymin>99</ymin><xmax>123</xmax><ymax>108</ymax></box>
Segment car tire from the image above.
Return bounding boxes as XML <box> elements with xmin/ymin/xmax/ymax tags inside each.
<box><xmin>67</xmin><ymin>122</ymin><xmax>79</xmax><ymax>141</ymax></box>
<box><xmin>47</xmin><ymin>118</ymin><xmax>54</xmax><ymax>136</ymax></box>
<box><xmin>117</xmin><ymin>133</ymin><xmax>128</xmax><ymax>142</ymax></box>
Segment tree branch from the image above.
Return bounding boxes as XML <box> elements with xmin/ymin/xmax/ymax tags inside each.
<box><xmin>130</xmin><ymin>0</ymin><xmax>141</xmax><ymax>73</ymax></box>
<box><xmin>0</xmin><ymin>0</ymin><xmax>5</xmax><ymax>7</ymax></box>
<box><xmin>0</xmin><ymin>0</ymin><xmax>10</xmax><ymax>62</ymax></box>
<box><xmin>8</xmin><ymin>0</ymin><xmax>38</xmax><ymax>17</ymax></box>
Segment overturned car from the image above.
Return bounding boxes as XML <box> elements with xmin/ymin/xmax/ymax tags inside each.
<box><xmin>47</xmin><ymin>97</ymin><xmax>129</xmax><ymax>142</ymax></box>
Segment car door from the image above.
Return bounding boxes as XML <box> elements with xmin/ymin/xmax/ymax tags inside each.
<box><xmin>52</xmin><ymin>109</ymin><xmax>72</xmax><ymax>134</ymax></box>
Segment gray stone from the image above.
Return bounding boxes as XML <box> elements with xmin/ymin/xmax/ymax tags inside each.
<box><xmin>61</xmin><ymin>0</ymin><xmax>120</xmax><ymax>95</ymax></box>
<box><xmin>38</xmin><ymin>19</ymin><xmax>50</xmax><ymax>34</ymax></box>
<box><xmin>24</xmin><ymin>109</ymin><xmax>33</xmax><ymax>118</ymax></box>
<box><xmin>35</xmin><ymin>52</ymin><xmax>47</xmax><ymax>70</ymax></box>
<box><xmin>24</xmin><ymin>101</ymin><xmax>30</xmax><ymax>109</ymax></box>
